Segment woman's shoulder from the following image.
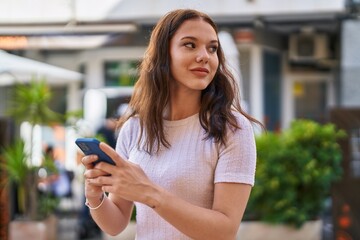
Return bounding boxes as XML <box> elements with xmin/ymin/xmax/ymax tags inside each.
<box><xmin>118</xmin><ymin>116</ymin><xmax>141</xmax><ymax>137</ymax></box>
<box><xmin>222</xmin><ymin>111</ymin><xmax>256</xmax><ymax>148</ymax></box>
<box><xmin>117</xmin><ymin>116</ymin><xmax>141</xmax><ymax>151</ymax></box>
<box><xmin>231</xmin><ymin>110</ymin><xmax>253</xmax><ymax>129</ymax></box>
<box><xmin>122</xmin><ymin>115</ymin><xmax>140</xmax><ymax>128</ymax></box>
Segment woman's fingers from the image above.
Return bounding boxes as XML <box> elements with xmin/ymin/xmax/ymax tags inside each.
<box><xmin>82</xmin><ymin>141</ymin><xmax>153</xmax><ymax>204</ymax></box>
<box><xmin>81</xmin><ymin>155</ymin><xmax>98</xmax><ymax>169</ymax></box>
<box><xmin>92</xmin><ymin>142</ymin><xmax>129</xmax><ymax>175</ymax></box>
<box><xmin>87</xmin><ymin>175</ymin><xmax>113</xmax><ymax>186</ymax></box>
<box><xmin>99</xmin><ymin>142</ymin><xmax>126</xmax><ymax>167</ymax></box>
<box><xmin>84</xmin><ymin>168</ymin><xmax>108</xmax><ymax>179</ymax></box>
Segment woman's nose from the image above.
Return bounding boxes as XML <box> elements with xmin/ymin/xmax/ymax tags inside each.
<box><xmin>196</xmin><ymin>48</ymin><xmax>210</xmax><ymax>63</ymax></box>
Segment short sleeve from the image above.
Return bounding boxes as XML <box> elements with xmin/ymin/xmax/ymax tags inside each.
<box><xmin>115</xmin><ymin>117</ymin><xmax>140</xmax><ymax>160</ymax></box>
<box><xmin>214</xmin><ymin>113</ymin><xmax>257</xmax><ymax>186</ymax></box>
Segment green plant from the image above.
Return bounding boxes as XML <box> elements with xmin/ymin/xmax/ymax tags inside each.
<box><xmin>1</xmin><ymin>79</ymin><xmax>63</xmax><ymax>220</ymax></box>
<box><xmin>7</xmin><ymin>78</ymin><xmax>62</xmax><ymax>164</ymax></box>
<box><xmin>0</xmin><ymin>140</ymin><xmax>31</xmax><ymax>216</ymax></box>
<box><xmin>0</xmin><ymin>139</ymin><xmax>60</xmax><ymax>220</ymax></box>
<box><xmin>245</xmin><ymin>119</ymin><xmax>346</xmax><ymax>227</ymax></box>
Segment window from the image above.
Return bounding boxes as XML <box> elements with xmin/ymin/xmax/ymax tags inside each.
<box><xmin>350</xmin><ymin>128</ymin><xmax>360</xmax><ymax>178</ymax></box>
<box><xmin>104</xmin><ymin>60</ymin><xmax>139</xmax><ymax>87</ymax></box>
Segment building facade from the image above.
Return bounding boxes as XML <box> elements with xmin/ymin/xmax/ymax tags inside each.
<box><xmin>1</xmin><ymin>0</ymin><xmax>360</xmax><ymax>238</ymax></box>
<box><xmin>2</xmin><ymin>0</ymin><xmax>358</xmax><ymax>130</ymax></box>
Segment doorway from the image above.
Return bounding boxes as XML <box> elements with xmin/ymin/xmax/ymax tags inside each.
<box><xmin>284</xmin><ymin>71</ymin><xmax>334</xmax><ymax>126</ymax></box>
<box><xmin>293</xmin><ymin>80</ymin><xmax>327</xmax><ymax>123</ymax></box>
<box><xmin>263</xmin><ymin>50</ymin><xmax>282</xmax><ymax>131</ymax></box>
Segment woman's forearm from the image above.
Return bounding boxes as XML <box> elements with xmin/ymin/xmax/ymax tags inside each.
<box><xmin>148</xmin><ymin>184</ymin><xmax>251</xmax><ymax>240</ymax></box>
<box><xmin>153</xmin><ymin>190</ymin><xmax>235</xmax><ymax>240</ymax></box>
<box><xmin>88</xmin><ymin>195</ymin><xmax>133</xmax><ymax>236</ymax></box>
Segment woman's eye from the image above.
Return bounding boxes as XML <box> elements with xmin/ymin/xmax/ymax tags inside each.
<box><xmin>184</xmin><ymin>42</ymin><xmax>195</xmax><ymax>48</ymax></box>
<box><xmin>209</xmin><ymin>46</ymin><xmax>218</xmax><ymax>53</ymax></box>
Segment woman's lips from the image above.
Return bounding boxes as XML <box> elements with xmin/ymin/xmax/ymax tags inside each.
<box><xmin>190</xmin><ymin>67</ymin><xmax>209</xmax><ymax>77</ymax></box>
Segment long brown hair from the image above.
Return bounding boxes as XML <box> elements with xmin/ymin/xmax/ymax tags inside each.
<box><xmin>118</xmin><ymin>9</ymin><xmax>262</xmax><ymax>153</ymax></box>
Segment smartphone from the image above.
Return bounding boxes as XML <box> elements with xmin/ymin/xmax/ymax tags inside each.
<box><xmin>75</xmin><ymin>138</ymin><xmax>115</xmax><ymax>165</ymax></box>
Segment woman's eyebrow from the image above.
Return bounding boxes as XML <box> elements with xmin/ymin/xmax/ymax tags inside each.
<box><xmin>180</xmin><ymin>36</ymin><xmax>219</xmax><ymax>44</ymax></box>
<box><xmin>180</xmin><ymin>36</ymin><xmax>197</xmax><ymax>41</ymax></box>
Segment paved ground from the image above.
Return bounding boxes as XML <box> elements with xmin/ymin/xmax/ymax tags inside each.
<box><xmin>56</xmin><ymin>209</ymin><xmax>334</xmax><ymax>240</ymax></box>
<box><xmin>57</xmin><ymin>212</ymin><xmax>102</xmax><ymax>240</ymax></box>
<box><xmin>57</xmin><ymin>212</ymin><xmax>136</xmax><ymax>240</ymax></box>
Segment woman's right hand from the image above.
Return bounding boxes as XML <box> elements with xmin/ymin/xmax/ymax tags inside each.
<box><xmin>80</xmin><ymin>150</ymin><xmax>134</xmax><ymax>235</ymax></box>
<box><xmin>82</xmin><ymin>155</ymin><xmax>107</xmax><ymax>202</ymax></box>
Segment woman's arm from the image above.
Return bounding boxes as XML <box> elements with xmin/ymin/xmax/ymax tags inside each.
<box><xmin>92</xmin><ymin>142</ymin><xmax>252</xmax><ymax>240</ymax></box>
<box><xmin>152</xmin><ymin>182</ymin><xmax>252</xmax><ymax>240</ymax></box>
<box><xmin>82</xmin><ymin>154</ymin><xmax>134</xmax><ymax>236</ymax></box>
<box><xmin>86</xmin><ymin>194</ymin><xmax>133</xmax><ymax>236</ymax></box>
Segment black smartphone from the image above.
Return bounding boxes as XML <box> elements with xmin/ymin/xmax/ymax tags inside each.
<box><xmin>75</xmin><ymin>138</ymin><xmax>115</xmax><ymax>165</ymax></box>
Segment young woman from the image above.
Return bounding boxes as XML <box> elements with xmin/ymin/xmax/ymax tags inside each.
<box><xmin>82</xmin><ymin>9</ymin><xmax>261</xmax><ymax>240</ymax></box>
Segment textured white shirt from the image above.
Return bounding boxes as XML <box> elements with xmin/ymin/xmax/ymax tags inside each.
<box><xmin>116</xmin><ymin>112</ymin><xmax>256</xmax><ymax>240</ymax></box>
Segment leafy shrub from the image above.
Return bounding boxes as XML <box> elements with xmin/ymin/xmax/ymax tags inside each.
<box><xmin>245</xmin><ymin>119</ymin><xmax>346</xmax><ymax>227</ymax></box>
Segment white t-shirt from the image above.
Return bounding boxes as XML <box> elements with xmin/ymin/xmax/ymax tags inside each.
<box><xmin>116</xmin><ymin>112</ymin><xmax>256</xmax><ymax>240</ymax></box>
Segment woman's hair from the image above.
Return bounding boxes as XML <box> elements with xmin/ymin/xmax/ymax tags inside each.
<box><xmin>118</xmin><ymin>9</ymin><xmax>262</xmax><ymax>153</ymax></box>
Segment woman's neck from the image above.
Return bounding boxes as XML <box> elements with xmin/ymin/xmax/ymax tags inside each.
<box><xmin>165</xmin><ymin>90</ymin><xmax>201</xmax><ymax>121</ymax></box>
<box><xmin>165</xmin><ymin>105</ymin><xmax>200</xmax><ymax>121</ymax></box>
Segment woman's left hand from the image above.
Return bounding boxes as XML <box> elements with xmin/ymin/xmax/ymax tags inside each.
<box><xmin>89</xmin><ymin>142</ymin><xmax>158</xmax><ymax>207</ymax></box>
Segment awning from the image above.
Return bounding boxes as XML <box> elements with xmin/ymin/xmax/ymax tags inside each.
<box><xmin>0</xmin><ymin>50</ymin><xmax>83</xmax><ymax>86</ymax></box>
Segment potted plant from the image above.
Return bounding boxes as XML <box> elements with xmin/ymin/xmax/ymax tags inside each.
<box><xmin>0</xmin><ymin>79</ymin><xmax>63</xmax><ymax>240</ymax></box>
<box><xmin>1</xmin><ymin>139</ymin><xmax>59</xmax><ymax>218</ymax></box>
<box><xmin>239</xmin><ymin>119</ymin><xmax>346</xmax><ymax>240</ymax></box>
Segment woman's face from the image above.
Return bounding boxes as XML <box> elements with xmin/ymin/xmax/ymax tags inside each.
<box><xmin>169</xmin><ymin>19</ymin><xmax>219</xmax><ymax>94</ymax></box>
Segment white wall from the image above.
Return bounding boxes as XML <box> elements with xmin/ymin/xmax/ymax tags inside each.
<box><xmin>0</xmin><ymin>0</ymin><xmax>346</xmax><ymax>23</ymax></box>
<box><xmin>42</xmin><ymin>47</ymin><xmax>145</xmax><ymax>111</ymax></box>
<box><xmin>105</xmin><ymin>0</ymin><xmax>346</xmax><ymax>21</ymax></box>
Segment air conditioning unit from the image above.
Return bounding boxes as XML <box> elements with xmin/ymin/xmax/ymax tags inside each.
<box><xmin>348</xmin><ymin>0</ymin><xmax>360</xmax><ymax>13</ymax></box>
<box><xmin>289</xmin><ymin>33</ymin><xmax>329</xmax><ymax>62</ymax></box>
